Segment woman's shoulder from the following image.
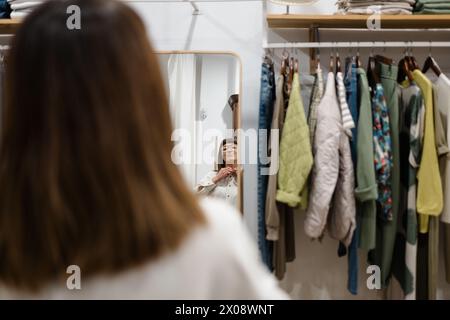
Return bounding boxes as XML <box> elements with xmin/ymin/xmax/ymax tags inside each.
<box><xmin>0</xmin><ymin>197</ymin><xmax>287</xmax><ymax>299</ymax></box>
<box><xmin>198</xmin><ymin>197</ymin><xmax>242</xmax><ymax>228</ymax></box>
<box><xmin>190</xmin><ymin>197</ymin><xmax>247</xmax><ymax>251</ymax></box>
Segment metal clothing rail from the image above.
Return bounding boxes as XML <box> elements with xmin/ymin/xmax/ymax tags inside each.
<box><xmin>263</xmin><ymin>41</ymin><xmax>450</xmax><ymax>49</ymax></box>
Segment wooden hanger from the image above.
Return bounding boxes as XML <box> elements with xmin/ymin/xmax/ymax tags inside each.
<box><xmin>280</xmin><ymin>48</ymin><xmax>289</xmax><ymax>76</ymax></box>
<box><xmin>407</xmin><ymin>45</ymin><xmax>420</xmax><ymax>70</ymax></box>
<box><xmin>397</xmin><ymin>46</ymin><xmax>413</xmax><ymax>83</ymax></box>
<box><xmin>411</xmin><ymin>57</ymin><xmax>420</xmax><ymax>70</ymax></box>
<box><xmin>422</xmin><ymin>56</ymin><xmax>442</xmax><ymax>76</ymax></box>
<box><xmin>263</xmin><ymin>54</ymin><xmax>272</xmax><ymax>66</ymax></box>
<box><xmin>422</xmin><ymin>45</ymin><xmax>442</xmax><ymax>76</ymax></box>
<box><xmin>281</xmin><ymin>58</ymin><xmax>287</xmax><ymax>76</ymax></box>
<box><xmin>329</xmin><ymin>49</ymin><xmax>334</xmax><ymax>74</ymax></box>
<box><xmin>336</xmin><ymin>50</ymin><xmax>342</xmax><ymax>73</ymax></box>
<box><xmin>367</xmin><ymin>48</ymin><xmax>380</xmax><ymax>89</ymax></box>
<box><xmin>375</xmin><ymin>54</ymin><xmax>393</xmax><ymax>66</ymax></box>
<box><xmin>398</xmin><ymin>57</ymin><xmax>413</xmax><ymax>83</ymax></box>
<box><xmin>289</xmin><ymin>57</ymin><xmax>294</xmax><ymax>80</ymax></box>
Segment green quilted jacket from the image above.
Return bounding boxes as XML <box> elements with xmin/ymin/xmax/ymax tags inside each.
<box><xmin>276</xmin><ymin>73</ymin><xmax>313</xmax><ymax>208</ymax></box>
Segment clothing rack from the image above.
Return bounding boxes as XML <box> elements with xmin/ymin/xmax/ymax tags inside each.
<box><xmin>263</xmin><ymin>41</ymin><xmax>450</xmax><ymax>49</ymax></box>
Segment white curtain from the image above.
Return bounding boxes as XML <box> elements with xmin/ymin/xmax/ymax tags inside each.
<box><xmin>167</xmin><ymin>54</ymin><xmax>197</xmax><ymax>187</ymax></box>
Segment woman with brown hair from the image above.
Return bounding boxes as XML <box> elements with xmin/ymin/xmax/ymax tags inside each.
<box><xmin>196</xmin><ymin>138</ymin><xmax>239</xmax><ymax>208</ymax></box>
<box><xmin>0</xmin><ymin>0</ymin><xmax>287</xmax><ymax>299</ymax></box>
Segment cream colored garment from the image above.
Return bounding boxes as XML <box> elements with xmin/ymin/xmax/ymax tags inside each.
<box><xmin>196</xmin><ymin>171</ymin><xmax>238</xmax><ymax>208</ymax></box>
<box><xmin>0</xmin><ymin>198</ymin><xmax>289</xmax><ymax>300</ymax></box>
<box><xmin>304</xmin><ymin>72</ymin><xmax>356</xmax><ymax>247</ymax></box>
<box><xmin>435</xmin><ymin>74</ymin><xmax>450</xmax><ymax>224</ymax></box>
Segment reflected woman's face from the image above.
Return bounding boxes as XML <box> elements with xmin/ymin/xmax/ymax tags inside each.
<box><xmin>223</xmin><ymin>143</ymin><xmax>237</xmax><ymax>165</ymax></box>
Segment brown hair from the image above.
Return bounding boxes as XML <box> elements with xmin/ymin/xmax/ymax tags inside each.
<box><xmin>215</xmin><ymin>137</ymin><xmax>237</xmax><ymax>171</ymax></box>
<box><xmin>0</xmin><ymin>0</ymin><xmax>205</xmax><ymax>292</ymax></box>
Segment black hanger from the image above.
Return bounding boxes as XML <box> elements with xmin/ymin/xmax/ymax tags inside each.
<box><xmin>367</xmin><ymin>47</ymin><xmax>380</xmax><ymax>91</ymax></box>
<box><xmin>422</xmin><ymin>44</ymin><xmax>442</xmax><ymax>76</ymax></box>
<box><xmin>281</xmin><ymin>58</ymin><xmax>287</xmax><ymax>76</ymax></box>
<box><xmin>406</xmin><ymin>56</ymin><xmax>414</xmax><ymax>71</ymax></box>
<box><xmin>411</xmin><ymin>57</ymin><xmax>420</xmax><ymax>70</ymax></box>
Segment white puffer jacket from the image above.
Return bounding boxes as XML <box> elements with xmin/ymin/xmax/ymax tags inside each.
<box><xmin>304</xmin><ymin>72</ymin><xmax>356</xmax><ymax>247</ymax></box>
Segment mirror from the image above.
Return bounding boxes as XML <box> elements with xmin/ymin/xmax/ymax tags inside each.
<box><xmin>158</xmin><ymin>52</ymin><xmax>243</xmax><ymax>213</ymax></box>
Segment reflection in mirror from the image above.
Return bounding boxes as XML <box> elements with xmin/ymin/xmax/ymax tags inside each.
<box><xmin>158</xmin><ymin>52</ymin><xmax>242</xmax><ymax>213</ymax></box>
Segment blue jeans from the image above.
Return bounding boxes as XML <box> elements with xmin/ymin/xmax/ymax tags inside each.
<box><xmin>257</xmin><ymin>62</ymin><xmax>275</xmax><ymax>271</ymax></box>
<box><xmin>345</xmin><ymin>57</ymin><xmax>358</xmax><ymax>162</ymax></box>
<box><xmin>345</xmin><ymin>57</ymin><xmax>359</xmax><ymax>295</ymax></box>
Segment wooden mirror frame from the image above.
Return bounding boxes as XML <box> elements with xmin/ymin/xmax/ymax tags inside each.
<box><xmin>156</xmin><ymin>51</ymin><xmax>244</xmax><ymax>214</ymax></box>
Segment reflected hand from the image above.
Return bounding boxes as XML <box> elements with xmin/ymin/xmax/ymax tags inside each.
<box><xmin>212</xmin><ymin>167</ymin><xmax>235</xmax><ymax>184</ymax></box>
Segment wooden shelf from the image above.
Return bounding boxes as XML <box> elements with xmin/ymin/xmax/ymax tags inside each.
<box><xmin>267</xmin><ymin>14</ymin><xmax>450</xmax><ymax>29</ymax></box>
<box><xmin>0</xmin><ymin>19</ymin><xmax>22</xmax><ymax>34</ymax></box>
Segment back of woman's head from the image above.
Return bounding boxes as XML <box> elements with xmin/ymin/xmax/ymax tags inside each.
<box><xmin>0</xmin><ymin>0</ymin><xmax>204</xmax><ymax>292</ymax></box>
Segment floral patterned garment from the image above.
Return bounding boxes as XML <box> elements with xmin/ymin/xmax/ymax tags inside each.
<box><xmin>372</xmin><ymin>83</ymin><xmax>393</xmax><ymax>221</ymax></box>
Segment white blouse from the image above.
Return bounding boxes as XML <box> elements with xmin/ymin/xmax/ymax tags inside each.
<box><xmin>195</xmin><ymin>171</ymin><xmax>238</xmax><ymax>208</ymax></box>
<box><xmin>0</xmin><ymin>198</ymin><xmax>289</xmax><ymax>300</ymax></box>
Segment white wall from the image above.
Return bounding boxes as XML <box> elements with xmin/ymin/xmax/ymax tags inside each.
<box><xmin>130</xmin><ymin>0</ymin><xmax>450</xmax><ymax>299</ymax></box>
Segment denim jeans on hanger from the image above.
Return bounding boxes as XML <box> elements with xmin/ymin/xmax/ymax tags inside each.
<box><xmin>344</xmin><ymin>57</ymin><xmax>359</xmax><ymax>295</ymax></box>
<box><xmin>257</xmin><ymin>62</ymin><xmax>275</xmax><ymax>271</ymax></box>
<box><xmin>345</xmin><ymin>57</ymin><xmax>358</xmax><ymax>162</ymax></box>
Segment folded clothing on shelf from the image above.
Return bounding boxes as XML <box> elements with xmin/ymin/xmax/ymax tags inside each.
<box><xmin>414</xmin><ymin>0</ymin><xmax>450</xmax><ymax>13</ymax></box>
<box><xmin>7</xmin><ymin>0</ymin><xmax>46</xmax><ymax>19</ymax></box>
<box><xmin>336</xmin><ymin>0</ymin><xmax>416</xmax><ymax>15</ymax></box>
